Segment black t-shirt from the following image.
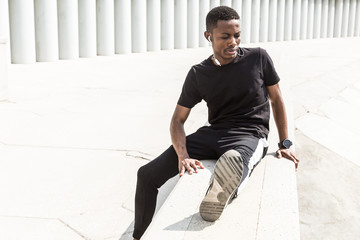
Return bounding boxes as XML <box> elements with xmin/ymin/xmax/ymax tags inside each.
<box><xmin>177</xmin><ymin>47</ymin><xmax>280</xmax><ymax>138</ymax></box>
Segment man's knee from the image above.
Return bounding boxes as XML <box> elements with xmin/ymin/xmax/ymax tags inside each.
<box><xmin>137</xmin><ymin>165</ymin><xmax>151</xmax><ymax>182</ymax></box>
<box><xmin>137</xmin><ymin>163</ymin><xmax>159</xmax><ymax>185</ymax></box>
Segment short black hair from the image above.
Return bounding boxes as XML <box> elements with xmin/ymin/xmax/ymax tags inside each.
<box><xmin>206</xmin><ymin>6</ymin><xmax>240</xmax><ymax>32</ymax></box>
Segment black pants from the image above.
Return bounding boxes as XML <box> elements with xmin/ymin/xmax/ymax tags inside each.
<box><xmin>133</xmin><ymin>126</ymin><xmax>267</xmax><ymax>239</ymax></box>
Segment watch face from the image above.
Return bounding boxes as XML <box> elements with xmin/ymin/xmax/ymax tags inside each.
<box><xmin>283</xmin><ymin>139</ymin><xmax>292</xmax><ymax>149</ymax></box>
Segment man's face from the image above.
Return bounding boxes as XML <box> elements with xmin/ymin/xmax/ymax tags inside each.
<box><xmin>209</xmin><ymin>19</ymin><xmax>241</xmax><ymax>65</ymax></box>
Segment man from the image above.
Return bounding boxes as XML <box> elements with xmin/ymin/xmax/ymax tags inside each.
<box><xmin>133</xmin><ymin>6</ymin><xmax>299</xmax><ymax>240</ymax></box>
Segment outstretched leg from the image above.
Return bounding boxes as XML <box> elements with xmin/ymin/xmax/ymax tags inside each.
<box><xmin>133</xmin><ymin>146</ymin><xmax>179</xmax><ymax>239</ymax></box>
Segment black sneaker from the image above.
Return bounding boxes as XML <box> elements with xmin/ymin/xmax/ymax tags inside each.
<box><xmin>199</xmin><ymin>149</ymin><xmax>244</xmax><ymax>222</ymax></box>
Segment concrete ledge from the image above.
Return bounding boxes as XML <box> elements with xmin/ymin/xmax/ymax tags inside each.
<box><xmin>142</xmin><ymin>114</ymin><xmax>300</xmax><ymax>240</ymax></box>
<box><xmin>142</xmin><ymin>151</ymin><xmax>299</xmax><ymax>239</ymax></box>
<box><xmin>256</xmin><ymin>155</ymin><xmax>300</xmax><ymax>239</ymax></box>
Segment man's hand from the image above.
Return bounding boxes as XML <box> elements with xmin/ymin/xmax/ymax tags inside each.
<box><xmin>276</xmin><ymin>148</ymin><xmax>300</xmax><ymax>170</ymax></box>
<box><xmin>178</xmin><ymin>158</ymin><xmax>205</xmax><ymax>177</ymax></box>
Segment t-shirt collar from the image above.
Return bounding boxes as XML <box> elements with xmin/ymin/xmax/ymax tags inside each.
<box><xmin>207</xmin><ymin>48</ymin><xmax>244</xmax><ymax>67</ymax></box>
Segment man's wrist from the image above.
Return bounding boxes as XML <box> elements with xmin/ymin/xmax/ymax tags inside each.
<box><xmin>278</xmin><ymin>138</ymin><xmax>293</xmax><ymax>149</ymax></box>
<box><xmin>178</xmin><ymin>154</ymin><xmax>190</xmax><ymax>161</ymax></box>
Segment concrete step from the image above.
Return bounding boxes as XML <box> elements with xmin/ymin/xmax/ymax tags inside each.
<box><xmin>142</xmin><ymin>128</ymin><xmax>300</xmax><ymax>240</ymax></box>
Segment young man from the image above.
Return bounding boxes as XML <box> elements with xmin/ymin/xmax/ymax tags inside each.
<box><xmin>132</xmin><ymin>6</ymin><xmax>299</xmax><ymax>240</ymax></box>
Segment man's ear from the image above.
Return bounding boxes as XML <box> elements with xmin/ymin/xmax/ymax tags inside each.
<box><xmin>204</xmin><ymin>31</ymin><xmax>211</xmax><ymax>42</ymax></box>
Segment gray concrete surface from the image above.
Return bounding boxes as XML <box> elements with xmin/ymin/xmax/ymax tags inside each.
<box><xmin>0</xmin><ymin>37</ymin><xmax>359</xmax><ymax>239</ymax></box>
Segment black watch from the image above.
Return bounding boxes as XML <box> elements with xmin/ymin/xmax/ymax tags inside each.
<box><xmin>278</xmin><ymin>139</ymin><xmax>293</xmax><ymax>149</ymax></box>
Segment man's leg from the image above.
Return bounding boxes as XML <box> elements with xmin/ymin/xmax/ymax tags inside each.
<box><xmin>133</xmin><ymin>146</ymin><xmax>178</xmax><ymax>239</ymax></box>
<box><xmin>133</xmin><ymin>126</ymin><xmax>219</xmax><ymax>239</ymax></box>
<box><xmin>199</xmin><ymin>149</ymin><xmax>244</xmax><ymax>221</ymax></box>
<box><xmin>234</xmin><ymin>137</ymin><xmax>268</xmax><ymax>193</ymax></box>
<box><xmin>217</xmin><ymin>133</ymin><xmax>268</xmax><ymax>189</ymax></box>
<box><xmin>200</xmin><ymin>134</ymin><xmax>268</xmax><ymax>221</ymax></box>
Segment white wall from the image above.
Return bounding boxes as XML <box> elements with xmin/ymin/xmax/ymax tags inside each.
<box><xmin>2</xmin><ymin>0</ymin><xmax>359</xmax><ymax>63</ymax></box>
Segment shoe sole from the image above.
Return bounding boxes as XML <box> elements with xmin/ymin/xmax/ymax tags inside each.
<box><xmin>199</xmin><ymin>150</ymin><xmax>243</xmax><ymax>222</ymax></box>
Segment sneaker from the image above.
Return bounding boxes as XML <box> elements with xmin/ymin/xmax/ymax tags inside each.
<box><xmin>199</xmin><ymin>149</ymin><xmax>243</xmax><ymax>222</ymax></box>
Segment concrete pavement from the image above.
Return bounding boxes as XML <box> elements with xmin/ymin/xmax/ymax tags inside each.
<box><xmin>0</xmin><ymin>37</ymin><xmax>359</xmax><ymax>239</ymax></box>
<box><xmin>0</xmin><ymin>47</ymin><xmax>212</xmax><ymax>240</ymax></box>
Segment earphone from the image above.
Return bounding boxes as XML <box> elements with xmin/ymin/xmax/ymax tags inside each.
<box><xmin>208</xmin><ymin>36</ymin><xmax>222</xmax><ymax>66</ymax></box>
<box><xmin>237</xmin><ymin>47</ymin><xmax>244</xmax><ymax>57</ymax></box>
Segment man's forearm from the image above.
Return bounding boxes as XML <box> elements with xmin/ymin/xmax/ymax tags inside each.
<box><xmin>271</xmin><ymin>97</ymin><xmax>288</xmax><ymax>142</ymax></box>
<box><xmin>170</xmin><ymin>120</ymin><xmax>189</xmax><ymax>161</ymax></box>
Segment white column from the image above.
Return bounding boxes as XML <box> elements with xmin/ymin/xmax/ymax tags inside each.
<box><xmin>188</xmin><ymin>0</ymin><xmax>199</xmax><ymax>48</ymax></box>
<box><xmin>115</xmin><ymin>0</ymin><xmax>132</xmax><ymax>54</ymax></box>
<box><xmin>115</xmin><ymin>0</ymin><xmax>131</xmax><ymax>54</ymax></box>
<box><xmin>9</xmin><ymin>0</ymin><xmax>36</xmax><ymax>63</ymax></box>
<box><xmin>251</xmin><ymin>0</ymin><xmax>260</xmax><ymax>43</ymax></box>
<box><xmin>284</xmin><ymin>0</ymin><xmax>293</xmax><ymax>41</ymax></box>
<box><xmin>175</xmin><ymin>0</ymin><xmax>187</xmax><ymax>49</ymax></box>
<box><xmin>292</xmin><ymin>0</ymin><xmax>301</xmax><ymax>40</ymax></box>
<box><xmin>58</xmin><ymin>0</ymin><xmax>79</xmax><ymax>59</ymax></box>
<box><xmin>300</xmin><ymin>0</ymin><xmax>308</xmax><ymax>39</ymax></box>
<box><xmin>348</xmin><ymin>0</ymin><xmax>357</xmax><ymax>36</ymax></box>
<box><xmin>260</xmin><ymin>0</ymin><xmax>269</xmax><ymax>42</ymax></box>
<box><xmin>131</xmin><ymin>0</ymin><xmax>147</xmax><ymax>53</ymax></box>
<box><xmin>97</xmin><ymin>0</ymin><xmax>114</xmax><ymax>55</ymax></box>
<box><xmin>327</xmin><ymin>0</ymin><xmax>335</xmax><ymax>37</ymax></box>
<box><xmin>307</xmin><ymin>0</ymin><xmax>314</xmax><ymax>39</ymax></box>
<box><xmin>0</xmin><ymin>37</ymin><xmax>8</xmax><ymax>100</ymax></box>
<box><xmin>268</xmin><ymin>0</ymin><xmax>277</xmax><ymax>41</ymax></box>
<box><xmin>147</xmin><ymin>0</ymin><xmax>161</xmax><ymax>51</ymax></box>
<box><xmin>34</xmin><ymin>0</ymin><xmax>58</xmax><ymax>62</ymax></box>
<box><xmin>199</xmin><ymin>0</ymin><xmax>210</xmax><ymax>47</ymax></box>
<box><xmin>341</xmin><ymin>0</ymin><xmax>350</xmax><ymax>36</ymax></box>
<box><xmin>210</xmin><ymin>0</ymin><xmax>221</xmax><ymax>9</ymax></box>
<box><xmin>276</xmin><ymin>0</ymin><xmax>285</xmax><ymax>41</ymax></box>
<box><xmin>79</xmin><ymin>0</ymin><xmax>97</xmax><ymax>57</ymax></box>
<box><xmin>221</xmin><ymin>0</ymin><xmax>232</xmax><ymax>6</ymax></box>
<box><xmin>355</xmin><ymin>0</ymin><xmax>360</xmax><ymax>36</ymax></box>
<box><xmin>242</xmin><ymin>0</ymin><xmax>252</xmax><ymax>43</ymax></box>
<box><xmin>334</xmin><ymin>0</ymin><xmax>343</xmax><ymax>37</ymax></box>
<box><xmin>321</xmin><ymin>0</ymin><xmax>329</xmax><ymax>38</ymax></box>
<box><xmin>232</xmin><ymin>0</ymin><xmax>242</xmax><ymax>16</ymax></box>
<box><xmin>161</xmin><ymin>0</ymin><xmax>174</xmax><ymax>50</ymax></box>
<box><xmin>313</xmin><ymin>0</ymin><xmax>322</xmax><ymax>38</ymax></box>
<box><xmin>0</xmin><ymin>0</ymin><xmax>9</xmax><ymax>38</ymax></box>
<box><xmin>0</xmin><ymin>0</ymin><xmax>10</xmax><ymax>63</ymax></box>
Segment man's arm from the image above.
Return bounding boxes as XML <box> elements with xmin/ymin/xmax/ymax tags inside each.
<box><xmin>267</xmin><ymin>83</ymin><xmax>300</xmax><ymax>169</ymax></box>
<box><xmin>170</xmin><ymin>104</ymin><xmax>204</xmax><ymax>177</ymax></box>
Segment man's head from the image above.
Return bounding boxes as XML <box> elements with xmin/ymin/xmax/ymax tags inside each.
<box><xmin>204</xmin><ymin>6</ymin><xmax>241</xmax><ymax>66</ymax></box>
<box><xmin>205</xmin><ymin>6</ymin><xmax>240</xmax><ymax>33</ymax></box>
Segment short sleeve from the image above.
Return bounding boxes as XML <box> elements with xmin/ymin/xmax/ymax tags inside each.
<box><xmin>177</xmin><ymin>67</ymin><xmax>202</xmax><ymax>108</ymax></box>
<box><xmin>259</xmin><ymin>48</ymin><xmax>280</xmax><ymax>86</ymax></box>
